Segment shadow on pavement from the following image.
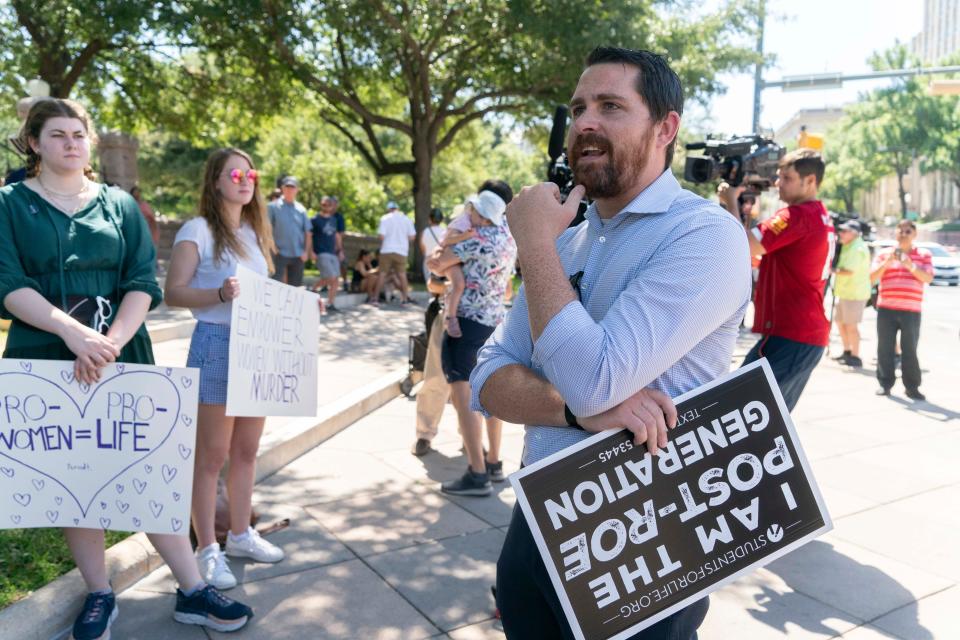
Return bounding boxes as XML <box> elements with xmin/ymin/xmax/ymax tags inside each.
<box><xmin>886</xmin><ymin>395</ymin><xmax>960</xmax><ymax>422</ymax></box>
<box><xmin>757</xmin><ymin>540</ymin><xmax>934</xmax><ymax>640</ymax></box>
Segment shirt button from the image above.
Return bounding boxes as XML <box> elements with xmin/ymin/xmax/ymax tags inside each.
<box><xmin>598</xmin><ymin>236</ymin><xmax>606</xmax><ymax>243</ymax></box>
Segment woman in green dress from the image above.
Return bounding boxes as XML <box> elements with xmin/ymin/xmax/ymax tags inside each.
<box><xmin>0</xmin><ymin>99</ymin><xmax>253</xmax><ymax>638</ymax></box>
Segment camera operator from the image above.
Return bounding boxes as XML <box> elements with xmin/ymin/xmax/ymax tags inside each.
<box><xmin>471</xmin><ymin>47</ymin><xmax>751</xmax><ymax>640</ymax></box>
<box><xmin>720</xmin><ymin>149</ymin><xmax>833</xmax><ymax>411</ymax></box>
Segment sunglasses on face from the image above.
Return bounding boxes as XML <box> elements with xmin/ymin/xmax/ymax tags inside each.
<box><xmin>226</xmin><ymin>168</ymin><xmax>259</xmax><ymax>184</ymax></box>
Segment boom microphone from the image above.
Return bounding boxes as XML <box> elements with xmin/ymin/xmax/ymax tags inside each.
<box><xmin>548</xmin><ymin>105</ymin><xmax>568</xmax><ymax>161</ymax></box>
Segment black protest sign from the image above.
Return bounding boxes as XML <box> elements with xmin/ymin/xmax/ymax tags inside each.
<box><xmin>510</xmin><ymin>359</ymin><xmax>832</xmax><ymax>640</ymax></box>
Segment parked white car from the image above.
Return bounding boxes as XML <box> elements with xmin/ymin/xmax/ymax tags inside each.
<box><xmin>917</xmin><ymin>242</ymin><xmax>960</xmax><ymax>286</ymax></box>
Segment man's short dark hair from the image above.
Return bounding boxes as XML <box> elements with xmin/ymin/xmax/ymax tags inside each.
<box><xmin>585</xmin><ymin>47</ymin><xmax>684</xmax><ymax>169</ymax></box>
<box><xmin>779</xmin><ymin>149</ymin><xmax>826</xmax><ymax>186</ymax></box>
<box><xmin>897</xmin><ymin>219</ymin><xmax>917</xmax><ymax>231</ymax></box>
<box><xmin>478</xmin><ymin>179</ymin><xmax>513</xmax><ymax>204</ymax></box>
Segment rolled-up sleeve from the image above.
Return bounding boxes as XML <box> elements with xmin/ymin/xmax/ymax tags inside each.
<box><xmin>531</xmin><ymin>214</ymin><xmax>751</xmax><ymax>418</ymax></box>
<box><xmin>0</xmin><ymin>202</ymin><xmax>42</xmax><ymax>319</ymax></box>
<box><xmin>117</xmin><ymin>193</ymin><xmax>162</xmax><ymax>310</ymax></box>
<box><xmin>469</xmin><ymin>285</ymin><xmax>535</xmax><ymax>416</ymax></box>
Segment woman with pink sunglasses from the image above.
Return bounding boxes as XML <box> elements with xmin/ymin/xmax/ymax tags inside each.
<box><xmin>164</xmin><ymin>148</ymin><xmax>284</xmax><ymax>591</ymax></box>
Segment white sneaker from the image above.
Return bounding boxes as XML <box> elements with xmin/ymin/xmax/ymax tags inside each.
<box><xmin>197</xmin><ymin>543</ymin><xmax>237</xmax><ymax>590</ymax></box>
<box><xmin>225</xmin><ymin>527</ymin><xmax>284</xmax><ymax>563</ymax></box>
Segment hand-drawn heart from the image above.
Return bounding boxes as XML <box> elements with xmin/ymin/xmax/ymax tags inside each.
<box><xmin>172</xmin><ymin>492</ymin><xmax>181</xmax><ymax>502</ymax></box>
<box><xmin>181</xmin><ymin>377</ymin><xmax>193</xmax><ymax>388</ymax></box>
<box><xmin>116</xmin><ymin>483</ymin><xmax>124</xmax><ymax>494</ymax></box>
<box><xmin>171</xmin><ymin>518</ymin><xmax>183</xmax><ymax>532</ymax></box>
<box><xmin>10</xmin><ymin>514</ymin><xmax>21</xmax><ymax>524</ymax></box>
<box><xmin>116</xmin><ymin>500</ymin><xmax>130</xmax><ymax>514</ymax></box>
<box><xmin>133</xmin><ymin>478</ymin><xmax>147</xmax><ymax>494</ymax></box>
<box><xmin>100</xmin><ymin>501</ymin><xmax>108</xmax><ymax>510</ymax></box>
<box><xmin>100</xmin><ymin>517</ymin><xmax>111</xmax><ymax>529</ymax></box>
<box><xmin>178</xmin><ymin>445</ymin><xmax>192</xmax><ymax>460</ymax></box>
<box><xmin>116</xmin><ymin>365</ymin><xmax>125</xmax><ymax>373</ymax></box>
<box><xmin>55</xmin><ymin>496</ymin><xmax>63</xmax><ymax>505</ymax></box>
<box><xmin>164</xmin><ymin>368</ymin><xmax>172</xmax><ymax>377</ymax></box>
<box><xmin>0</xmin><ymin>467</ymin><xmax>13</xmax><ymax>478</ymax></box>
<box><xmin>144</xmin><ymin>465</ymin><xmax>153</xmax><ymax>474</ymax></box>
<box><xmin>19</xmin><ymin>362</ymin><xmax>31</xmax><ymax>372</ymax></box>
<box><xmin>73</xmin><ymin>518</ymin><xmax>79</xmax><ymax>525</ymax></box>
<box><xmin>180</xmin><ymin>414</ymin><xmax>193</xmax><ymax>427</ymax></box>
<box><xmin>0</xmin><ymin>368</ymin><xmax>184</xmax><ymax>517</ymax></box>
<box><xmin>132</xmin><ymin>516</ymin><xmax>141</xmax><ymax>527</ymax></box>
<box><xmin>78</xmin><ymin>382</ymin><xmax>90</xmax><ymax>394</ymax></box>
<box><xmin>45</xmin><ymin>510</ymin><xmax>59</xmax><ymax>523</ymax></box>
<box><xmin>149</xmin><ymin>500</ymin><xmax>163</xmax><ymax>518</ymax></box>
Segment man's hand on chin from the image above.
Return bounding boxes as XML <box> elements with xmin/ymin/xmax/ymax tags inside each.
<box><xmin>507</xmin><ymin>183</ymin><xmax>586</xmax><ymax>252</ymax></box>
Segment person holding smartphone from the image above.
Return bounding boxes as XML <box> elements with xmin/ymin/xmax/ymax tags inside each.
<box><xmin>870</xmin><ymin>219</ymin><xmax>934</xmax><ymax>400</ymax></box>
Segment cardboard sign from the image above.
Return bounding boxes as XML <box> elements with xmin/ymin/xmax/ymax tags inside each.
<box><xmin>511</xmin><ymin>359</ymin><xmax>832</xmax><ymax>640</ymax></box>
<box><xmin>0</xmin><ymin>360</ymin><xmax>198</xmax><ymax>535</ymax></box>
<box><xmin>227</xmin><ymin>264</ymin><xmax>319</xmax><ymax>416</ymax></box>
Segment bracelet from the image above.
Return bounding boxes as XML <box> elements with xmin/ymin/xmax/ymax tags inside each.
<box><xmin>564</xmin><ymin>404</ymin><xmax>583</xmax><ymax>430</ymax></box>
<box><xmin>217</xmin><ymin>287</ymin><xmax>226</xmax><ymax>303</ymax></box>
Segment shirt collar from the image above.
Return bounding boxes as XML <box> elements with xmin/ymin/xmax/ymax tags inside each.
<box><xmin>584</xmin><ymin>169</ymin><xmax>682</xmax><ymax>226</ymax></box>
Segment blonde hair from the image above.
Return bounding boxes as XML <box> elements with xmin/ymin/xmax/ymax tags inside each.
<box><xmin>17</xmin><ymin>98</ymin><xmax>97</xmax><ymax>179</ymax></box>
<box><xmin>199</xmin><ymin>148</ymin><xmax>275</xmax><ymax>273</ymax></box>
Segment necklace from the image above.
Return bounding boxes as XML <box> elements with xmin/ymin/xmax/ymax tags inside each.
<box><xmin>36</xmin><ymin>177</ymin><xmax>91</xmax><ymax>214</ymax></box>
<box><xmin>37</xmin><ymin>176</ymin><xmax>89</xmax><ymax>199</ymax></box>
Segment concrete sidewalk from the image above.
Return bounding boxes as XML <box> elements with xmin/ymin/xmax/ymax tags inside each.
<box><xmin>106</xmin><ymin>319</ymin><xmax>959</xmax><ymax>639</ymax></box>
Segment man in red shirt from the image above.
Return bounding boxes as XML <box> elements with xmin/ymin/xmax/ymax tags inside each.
<box><xmin>736</xmin><ymin>149</ymin><xmax>834</xmax><ymax>411</ymax></box>
<box><xmin>870</xmin><ymin>219</ymin><xmax>934</xmax><ymax>400</ymax></box>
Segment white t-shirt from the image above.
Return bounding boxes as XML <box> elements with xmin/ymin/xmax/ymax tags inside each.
<box><xmin>378</xmin><ymin>211</ymin><xmax>416</xmax><ymax>256</ymax></box>
<box><xmin>173</xmin><ymin>218</ymin><xmax>269</xmax><ymax>325</ymax></box>
<box><xmin>421</xmin><ymin>224</ymin><xmax>445</xmax><ymax>257</ymax></box>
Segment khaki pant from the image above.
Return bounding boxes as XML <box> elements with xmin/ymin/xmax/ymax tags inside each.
<box><xmin>415</xmin><ymin>312</ymin><xmax>450</xmax><ymax>441</ymax></box>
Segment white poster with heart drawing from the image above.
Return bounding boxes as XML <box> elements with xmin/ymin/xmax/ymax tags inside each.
<box><xmin>0</xmin><ymin>360</ymin><xmax>198</xmax><ymax>535</ymax></box>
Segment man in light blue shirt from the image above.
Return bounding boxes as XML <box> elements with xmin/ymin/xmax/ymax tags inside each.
<box><xmin>268</xmin><ymin>176</ymin><xmax>311</xmax><ymax>286</ymax></box>
<box><xmin>471</xmin><ymin>47</ymin><xmax>751</xmax><ymax>640</ymax></box>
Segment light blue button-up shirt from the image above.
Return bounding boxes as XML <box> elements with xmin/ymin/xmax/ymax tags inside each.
<box><xmin>470</xmin><ymin>169</ymin><xmax>751</xmax><ymax>466</ymax></box>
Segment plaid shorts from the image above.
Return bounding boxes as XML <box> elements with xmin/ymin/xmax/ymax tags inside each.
<box><xmin>186</xmin><ymin>321</ymin><xmax>231</xmax><ymax>405</ymax></box>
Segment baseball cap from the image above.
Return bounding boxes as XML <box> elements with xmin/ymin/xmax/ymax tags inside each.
<box><xmin>280</xmin><ymin>176</ymin><xmax>299</xmax><ymax>188</ymax></box>
<box><xmin>467</xmin><ymin>190</ymin><xmax>507</xmax><ymax>225</ymax></box>
<box><xmin>839</xmin><ymin>220</ymin><xmax>861</xmax><ymax>233</ymax></box>
<box><xmin>386</xmin><ymin>201</ymin><xmax>399</xmax><ymax>210</ymax></box>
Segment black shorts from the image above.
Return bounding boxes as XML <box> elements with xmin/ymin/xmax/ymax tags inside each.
<box><xmin>440</xmin><ymin>316</ymin><xmax>495</xmax><ymax>383</ymax></box>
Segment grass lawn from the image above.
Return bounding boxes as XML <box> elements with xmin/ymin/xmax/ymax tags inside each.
<box><xmin>0</xmin><ymin>529</ymin><xmax>131</xmax><ymax>609</ymax></box>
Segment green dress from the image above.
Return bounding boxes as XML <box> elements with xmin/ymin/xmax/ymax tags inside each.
<box><xmin>0</xmin><ymin>181</ymin><xmax>162</xmax><ymax>364</ymax></box>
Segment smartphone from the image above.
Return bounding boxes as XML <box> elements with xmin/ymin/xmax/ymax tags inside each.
<box><xmin>894</xmin><ymin>249</ymin><xmax>904</xmax><ymax>261</ymax></box>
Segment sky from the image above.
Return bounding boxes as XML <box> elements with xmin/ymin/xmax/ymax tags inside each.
<box><xmin>690</xmin><ymin>0</ymin><xmax>925</xmax><ymax>136</ymax></box>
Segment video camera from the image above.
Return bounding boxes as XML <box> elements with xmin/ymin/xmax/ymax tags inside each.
<box><xmin>684</xmin><ymin>135</ymin><xmax>784</xmax><ymax>190</ymax></box>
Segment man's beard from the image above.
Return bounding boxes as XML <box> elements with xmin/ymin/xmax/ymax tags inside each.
<box><xmin>570</xmin><ymin>127</ymin><xmax>654</xmax><ymax>200</ymax></box>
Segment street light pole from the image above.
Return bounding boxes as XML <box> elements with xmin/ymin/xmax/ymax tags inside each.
<box><xmin>751</xmin><ymin>0</ymin><xmax>766</xmax><ymax>134</ymax></box>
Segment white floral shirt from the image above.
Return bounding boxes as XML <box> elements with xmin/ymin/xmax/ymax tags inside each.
<box><xmin>452</xmin><ymin>223</ymin><xmax>517</xmax><ymax>327</ymax></box>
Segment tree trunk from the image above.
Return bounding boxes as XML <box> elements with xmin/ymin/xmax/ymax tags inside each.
<box><xmin>410</xmin><ymin>132</ymin><xmax>433</xmax><ymax>282</ymax></box>
<box><xmin>896</xmin><ymin>166</ymin><xmax>909</xmax><ymax>219</ymax></box>
<box><xmin>844</xmin><ymin>193</ymin><xmax>854</xmax><ymax>214</ymax></box>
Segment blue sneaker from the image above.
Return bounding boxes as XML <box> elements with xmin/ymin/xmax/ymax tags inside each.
<box><xmin>72</xmin><ymin>591</ymin><xmax>118</xmax><ymax>640</ymax></box>
<box><xmin>173</xmin><ymin>584</ymin><xmax>253</xmax><ymax>632</ymax></box>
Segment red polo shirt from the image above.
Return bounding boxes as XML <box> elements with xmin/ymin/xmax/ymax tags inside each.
<box><xmin>752</xmin><ymin>200</ymin><xmax>834</xmax><ymax>346</ymax></box>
